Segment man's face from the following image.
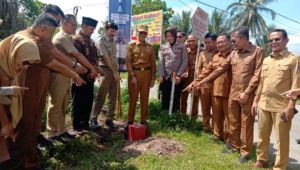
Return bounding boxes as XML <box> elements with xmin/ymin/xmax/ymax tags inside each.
<box><xmin>269</xmin><ymin>32</ymin><xmax>288</xmax><ymax>53</ymax></box>
<box><xmin>177</xmin><ymin>32</ymin><xmax>185</xmax><ymax>43</ymax></box>
<box><xmin>216</xmin><ymin>35</ymin><xmax>231</xmax><ymax>53</ymax></box>
<box><xmin>83</xmin><ymin>25</ymin><xmax>96</xmax><ymax>37</ymax></box>
<box><xmin>205</xmin><ymin>37</ymin><xmax>216</xmax><ymax>51</ymax></box>
<box><xmin>187</xmin><ymin>35</ymin><xmax>197</xmax><ymax>49</ymax></box>
<box><xmin>231</xmin><ymin>32</ymin><xmax>247</xmax><ymax>50</ymax></box>
<box><xmin>138</xmin><ymin>31</ymin><xmax>147</xmax><ymax>41</ymax></box>
<box><xmin>40</xmin><ymin>26</ymin><xmax>56</xmax><ymax>41</ymax></box>
<box><xmin>64</xmin><ymin>17</ymin><xmax>77</xmax><ymax>34</ymax></box>
<box><xmin>105</xmin><ymin>28</ymin><xmax>117</xmax><ymax>39</ymax></box>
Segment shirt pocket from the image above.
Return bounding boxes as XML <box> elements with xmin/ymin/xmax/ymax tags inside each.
<box><xmin>262</xmin><ymin>65</ymin><xmax>269</xmax><ymax>79</ymax></box>
<box><xmin>243</xmin><ymin>56</ymin><xmax>254</xmax><ymax>72</ymax></box>
<box><xmin>213</xmin><ymin>62</ymin><xmax>220</xmax><ymax>70</ymax></box>
<box><xmin>230</xmin><ymin>58</ymin><xmax>238</xmax><ymax>73</ymax></box>
<box><xmin>276</xmin><ymin>65</ymin><xmax>290</xmax><ymax>79</ymax></box>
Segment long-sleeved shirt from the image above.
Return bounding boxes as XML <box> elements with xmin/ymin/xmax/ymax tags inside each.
<box><xmin>158</xmin><ymin>41</ymin><xmax>188</xmax><ymax>80</ymax></box>
<box><xmin>125</xmin><ymin>40</ymin><xmax>156</xmax><ymax>80</ymax></box>
<box><xmin>196</xmin><ymin>42</ymin><xmax>265</xmax><ymax>100</ymax></box>
<box><xmin>193</xmin><ymin>50</ymin><xmax>232</xmax><ymax>97</ymax></box>
<box><xmin>0</xmin><ymin>87</ymin><xmax>14</xmax><ymax>105</ymax></box>
<box><xmin>256</xmin><ymin>48</ymin><xmax>300</xmax><ymax>113</ymax></box>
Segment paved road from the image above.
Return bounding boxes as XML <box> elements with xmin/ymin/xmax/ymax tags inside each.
<box><xmin>95</xmin><ymin>80</ymin><xmax>300</xmax><ymax>168</ymax></box>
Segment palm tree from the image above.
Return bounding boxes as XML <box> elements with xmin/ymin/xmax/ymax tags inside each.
<box><xmin>208</xmin><ymin>9</ymin><xmax>231</xmax><ymax>35</ymax></box>
<box><xmin>227</xmin><ymin>0</ymin><xmax>277</xmax><ymax>36</ymax></box>
<box><xmin>170</xmin><ymin>10</ymin><xmax>192</xmax><ymax>35</ymax></box>
<box><xmin>256</xmin><ymin>24</ymin><xmax>276</xmax><ymax>56</ymax></box>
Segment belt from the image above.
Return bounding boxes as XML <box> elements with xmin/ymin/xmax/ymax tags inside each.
<box><xmin>189</xmin><ymin>74</ymin><xmax>194</xmax><ymax>77</ymax></box>
<box><xmin>132</xmin><ymin>67</ymin><xmax>150</xmax><ymax>71</ymax></box>
<box><xmin>100</xmin><ymin>65</ymin><xmax>117</xmax><ymax>69</ymax></box>
<box><xmin>51</xmin><ymin>70</ymin><xmax>58</xmax><ymax>73</ymax></box>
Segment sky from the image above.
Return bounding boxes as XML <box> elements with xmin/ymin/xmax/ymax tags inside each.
<box><xmin>39</xmin><ymin>0</ymin><xmax>300</xmax><ymax>54</ymax></box>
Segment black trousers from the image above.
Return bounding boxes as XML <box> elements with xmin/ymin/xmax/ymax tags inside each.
<box><xmin>160</xmin><ymin>77</ymin><xmax>182</xmax><ymax>113</ymax></box>
<box><xmin>71</xmin><ymin>81</ymin><xmax>94</xmax><ymax>129</ymax></box>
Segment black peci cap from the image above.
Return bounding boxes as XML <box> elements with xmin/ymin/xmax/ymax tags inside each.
<box><xmin>105</xmin><ymin>21</ymin><xmax>118</xmax><ymax>30</ymax></box>
<box><xmin>82</xmin><ymin>17</ymin><xmax>98</xmax><ymax>27</ymax></box>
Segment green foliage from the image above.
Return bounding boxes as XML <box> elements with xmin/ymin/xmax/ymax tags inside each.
<box><xmin>170</xmin><ymin>10</ymin><xmax>192</xmax><ymax>35</ymax></box>
<box><xmin>132</xmin><ymin>0</ymin><xmax>174</xmax><ymax>25</ymax></box>
<box><xmin>255</xmin><ymin>24</ymin><xmax>276</xmax><ymax>56</ymax></box>
<box><xmin>227</xmin><ymin>0</ymin><xmax>277</xmax><ymax>35</ymax></box>
<box><xmin>208</xmin><ymin>9</ymin><xmax>231</xmax><ymax>35</ymax></box>
<box><xmin>19</xmin><ymin>0</ymin><xmax>47</xmax><ymax>25</ymax></box>
<box><xmin>153</xmin><ymin>44</ymin><xmax>160</xmax><ymax>60</ymax></box>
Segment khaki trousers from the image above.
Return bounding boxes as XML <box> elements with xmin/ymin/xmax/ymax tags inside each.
<box><xmin>46</xmin><ymin>73</ymin><xmax>70</xmax><ymax>138</ymax></box>
<box><xmin>228</xmin><ymin>97</ymin><xmax>255</xmax><ymax>157</ymax></box>
<box><xmin>199</xmin><ymin>83</ymin><xmax>214</xmax><ymax>131</ymax></box>
<box><xmin>256</xmin><ymin>108</ymin><xmax>292</xmax><ymax>170</ymax></box>
<box><xmin>128</xmin><ymin>70</ymin><xmax>151</xmax><ymax>122</ymax></box>
<box><xmin>180</xmin><ymin>76</ymin><xmax>199</xmax><ymax>118</ymax></box>
<box><xmin>91</xmin><ymin>73</ymin><xmax>117</xmax><ymax>121</ymax></box>
<box><xmin>212</xmin><ymin>96</ymin><xmax>229</xmax><ymax>142</ymax></box>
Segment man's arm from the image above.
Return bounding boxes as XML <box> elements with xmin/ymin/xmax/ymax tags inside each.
<box><xmin>196</xmin><ymin>52</ymin><xmax>204</xmax><ymax>77</ymax></box>
<box><xmin>125</xmin><ymin>43</ymin><xmax>134</xmax><ymax>77</ymax></box>
<box><xmin>70</xmin><ymin>50</ymin><xmax>97</xmax><ymax>73</ymax></box>
<box><xmin>244</xmin><ymin>50</ymin><xmax>266</xmax><ymax>95</ymax></box>
<box><xmin>192</xmin><ymin>61</ymin><xmax>214</xmax><ymax>85</ymax></box>
<box><xmin>204</xmin><ymin>55</ymin><xmax>232</xmax><ymax>82</ymax></box>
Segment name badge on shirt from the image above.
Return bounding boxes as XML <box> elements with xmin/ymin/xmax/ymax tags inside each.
<box><xmin>176</xmin><ymin>45</ymin><xmax>181</xmax><ymax>48</ymax></box>
<box><xmin>176</xmin><ymin>50</ymin><xmax>181</xmax><ymax>54</ymax></box>
<box><xmin>3</xmin><ymin>76</ymin><xmax>9</xmax><ymax>81</ymax></box>
<box><xmin>233</xmin><ymin>56</ymin><xmax>238</xmax><ymax>60</ymax></box>
<box><xmin>163</xmin><ymin>50</ymin><xmax>169</xmax><ymax>54</ymax></box>
<box><xmin>133</xmin><ymin>48</ymin><xmax>140</xmax><ymax>53</ymax></box>
<box><xmin>213</xmin><ymin>60</ymin><xmax>219</xmax><ymax>63</ymax></box>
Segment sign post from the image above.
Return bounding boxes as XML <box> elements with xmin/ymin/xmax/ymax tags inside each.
<box><xmin>189</xmin><ymin>6</ymin><xmax>209</xmax><ymax>119</ymax></box>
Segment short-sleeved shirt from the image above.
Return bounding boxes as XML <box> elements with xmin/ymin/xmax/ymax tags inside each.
<box><xmin>125</xmin><ymin>39</ymin><xmax>156</xmax><ymax>80</ymax></box>
<box><xmin>158</xmin><ymin>41</ymin><xmax>188</xmax><ymax>80</ymax></box>
<box><xmin>187</xmin><ymin>48</ymin><xmax>199</xmax><ymax>75</ymax></box>
<box><xmin>256</xmin><ymin>48</ymin><xmax>300</xmax><ymax>113</ymax></box>
<box><xmin>197</xmin><ymin>49</ymin><xmax>218</xmax><ymax>70</ymax></box>
<box><xmin>41</xmin><ymin>39</ymin><xmax>55</xmax><ymax>51</ymax></box>
<box><xmin>97</xmin><ymin>34</ymin><xmax>117</xmax><ymax>67</ymax></box>
<box><xmin>53</xmin><ymin>30</ymin><xmax>77</xmax><ymax>70</ymax></box>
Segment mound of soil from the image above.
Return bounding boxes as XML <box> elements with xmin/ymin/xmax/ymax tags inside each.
<box><xmin>118</xmin><ymin>137</ymin><xmax>184</xmax><ymax>159</ymax></box>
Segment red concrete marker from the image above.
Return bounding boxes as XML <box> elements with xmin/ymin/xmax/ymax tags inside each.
<box><xmin>128</xmin><ymin>124</ymin><xmax>146</xmax><ymax>141</ymax></box>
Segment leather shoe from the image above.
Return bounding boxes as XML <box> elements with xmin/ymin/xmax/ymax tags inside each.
<box><xmin>140</xmin><ymin>122</ymin><xmax>147</xmax><ymax>125</ymax></box>
<box><xmin>36</xmin><ymin>146</ymin><xmax>41</xmax><ymax>154</ymax></box>
<box><xmin>124</xmin><ymin>122</ymin><xmax>133</xmax><ymax>130</ymax></box>
<box><xmin>251</xmin><ymin>160</ymin><xmax>267</xmax><ymax>168</ymax></box>
<box><xmin>37</xmin><ymin>134</ymin><xmax>54</xmax><ymax>147</ymax></box>
<box><xmin>74</xmin><ymin>129</ymin><xmax>84</xmax><ymax>135</ymax></box>
<box><xmin>90</xmin><ymin>120</ymin><xmax>101</xmax><ymax>128</ymax></box>
<box><xmin>296</xmin><ymin>138</ymin><xmax>300</xmax><ymax>144</ymax></box>
<box><xmin>105</xmin><ymin>120</ymin><xmax>118</xmax><ymax>129</ymax></box>
<box><xmin>221</xmin><ymin>149</ymin><xmax>238</xmax><ymax>154</ymax></box>
<box><xmin>59</xmin><ymin>131</ymin><xmax>76</xmax><ymax>139</ymax></box>
<box><xmin>238</xmin><ymin>155</ymin><xmax>249</xmax><ymax>164</ymax></box>
<box><xmin>225</xmin><ymin>142</ymin><xmax>231</xmax><ymax>150</ymax></box>
<box><xmin>48</xmin><ymin>136</ymin><xmax>68</xmax><ymax>144</ymax></box>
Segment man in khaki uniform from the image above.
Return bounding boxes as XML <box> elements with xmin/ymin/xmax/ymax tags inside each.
<box><xmin>180</xmin><ymin>34</ymin><xmax>200</xmax><ymax>117</ymax></box>
<box><xmin>91</xmin><ymin>21</ymin><xmax>121</xmax><ymax>129</ymax></box>
<box><xmin>196</xmin><ymin>32</ymin><xmax>218</xmax><ymax>132</ymax></box>
<box><xmin>124</xmin><ymin>24</ymin><xmax>156</xmax><ymax>129</ymax></box>
<box><xmin>185</xmin><ymin>33</ymin><xmax>232</xmax><ymax>142</ymax></box>
<box><xmin>184</xmin><ymin>27</ymin><xmax>266</xmax><ymax>163</ymax></box>
<box><xmin>47</xmin><ymin>14</ymin><xmax>97</xmax><ymax>142</ymax></box>
<box><xmin>251</xmin><ymin>29</ymin><xmax>300</xmax><ymax>169</ymax></box>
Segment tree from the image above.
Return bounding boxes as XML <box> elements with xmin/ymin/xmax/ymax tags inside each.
<box><xmin>132</xmin><ymin>0</ymin><xmax>174</xmax><ymax>25</ymax></box>
<box><xmin>255</xmin><ymin>24</ymin><xmax>276</xmax><ymax>56</ymax></box>
<box><xmin>97</xmin><ymin>18</ymin><xmax>108</xmax><ymax>38</ymax></box>
<box><xmin>227</xmin><ymin>0</ymin><xmax>277</xmax><ymax>36</ymax></box>
<box><xmin>170</xmin><ymin>10</ymin><xmax>192</xmax><ymax>35</ymax></box>
<box><xmin>208</xmin><ymin>9</ymin><xmax>231</xmax><ymax>35</ymax></box>
<box><xmin>19</xmin><ymin>0</ymin><xmax>47</xmax><ymax>25</ymax></box>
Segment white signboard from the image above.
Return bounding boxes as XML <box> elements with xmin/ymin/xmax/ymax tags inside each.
<box><xmin>190</xmin><ymin>6</ymin><xmax>209</xmax><ymax>40</ymax></box>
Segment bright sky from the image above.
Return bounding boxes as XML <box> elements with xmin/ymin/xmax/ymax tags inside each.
<box><xmin>39</xmin><ymin>0</ymin><xmax>300</xmax><ymax>54</ymax></box>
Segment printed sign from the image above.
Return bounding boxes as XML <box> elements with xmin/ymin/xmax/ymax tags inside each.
<box><xmin>191</xmin><ymin>7</ymin><xmax>209</xmax><ymax>40</ymax></box>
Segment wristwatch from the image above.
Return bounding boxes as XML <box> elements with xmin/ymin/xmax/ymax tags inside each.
<box><xmin>131</xmin><ymin>75</ymin><xmax>135</xmax><ymax>79</ymax></box>
<box><xmin>72</xmin><ymin>62</ymin><xmax>78</xmax><ymax>69</ymax></box>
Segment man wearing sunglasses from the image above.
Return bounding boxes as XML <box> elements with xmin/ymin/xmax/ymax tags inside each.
<box><xmin>177</xmin><ymin>30</ymin><xmax>187</xmax><ymax>46</ymax></box>
<box><xmin>250</xmin><ymin>29</ymin><xmax>300</xmax><ymax>169</ymax></box>
<box><xmin>184</xmin><ymin>27</ymin><xmax>266</xmax><ymax>164</ymax></box>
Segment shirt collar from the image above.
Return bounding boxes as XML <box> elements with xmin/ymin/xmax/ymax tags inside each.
<box><xmin>270</xmin><ymin>48</ymin><xmax>288</xmax><ymax>58</ymax></box>
<box><xmin>238</xmin><ymin>42</ymin><xmax>253</xmax><ymax>53</ymax></box>
<box><xmin>61</xmin><ymin>30</ymin><xmax>73</xmax><ymax>39</ymax></box>
<box><xmin>27</xmin><ymin>27</ymin><xmax>41</xmax><ymax>41</ymax></box>
<box><xmin>188</xmin><ymin>46</ymin><xmax>198</xmax><ymax>53</ymax></box>
<box><xmin>208</xmin><ymin>48</ymin><xmax>218</xmax><ymax>54</ymax></box>
<box><xmin>103</xmin><ymin>34</ymin><xmax>112</xmax><ymax>41</ymax></box>
<box><xmin>79</xmin><ymin>31</ymin><xmax>90</xmax><ymax>38</ymax></box>
<box><xmin>218</xmin><ymin>49</ymin><xmax>232</xmax><ymax>57</ymax></box>
<box><xmin>136</xmin><ymin>39</ymin><xmax>146</xmax><ymax>46</ymax></box>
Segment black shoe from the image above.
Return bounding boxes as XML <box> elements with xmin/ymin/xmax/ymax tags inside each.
<box><xmin>296</xmin><ymin>139</ymin><xmax>300</xmax><ymax>144</ymax></box>
<box><xmin>37</xmin><ymin>134</ymin><xmax>54</xmax><ymax>147</ymax></box>
<box><xmin>36</xmin><ymin>146</ymin><xmax>41</xmax><ymax>154</ymax></box>
<box><xmin>225</xmin><ymin>142</ymin><xmax>231</xmax><ymax>150</ymax></box>
<box><xmin>105</xmin><ymin>120</ymin><xmax>118</xmax><ymax>129</ymax></box>
<box><xmin>209</xmin><ymin>137</ymin><xmax>224</xmax><ymax>142</ymax></box>
<box><xmin>238</xmin><ymin>155</ymin><xmax>249</xmax><ymax>164</ymax></box>
<box><xmin>140</xmin><ymin>122</ymin><xmax>147</xmax><ymax>126</ymax></box>
<box><xmin>83</xmin><ymin>126</ymin><xmax>94</xmax><ymax>131</ymax></box>
<box><xmin>59</xmin><ymin>132</ymin><xmax>76</xmax><ymax>139</ymax></box>
<box><xmin>90</xmin><ymin>120</ymin><xmax>101</xmax><ymax>128</ymax></box>
<box><xmin>37</xmin><ymin>166</ymin><xmax>45</xmax><ymax>170</ymax></box>
<box><xmin>124</xmin><ymin>122</ymin><xmax>133</xmax><ymax>130</ymax></box>
<box><xmin>48</xmin><ymin>136</ymin><xmax>67</xmax><ymax>144</ymax></box>
<box><xmin>221</xmin><ymin>149</ymin><xmax>238</xmax><ymax>154</ymax></box>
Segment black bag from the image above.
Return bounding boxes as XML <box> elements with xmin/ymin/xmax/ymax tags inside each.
<box><xmin>0</xmin><ymin>137</ymin><xmax>24</xmax><ymax>170</ymax></box>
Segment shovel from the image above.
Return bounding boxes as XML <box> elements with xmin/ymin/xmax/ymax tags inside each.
<box><xmin>168</xmin><ymin>72</ymin><xmax>176</xmax><ymax>115</ymax></box>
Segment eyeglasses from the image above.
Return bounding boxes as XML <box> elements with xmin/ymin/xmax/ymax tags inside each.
<box><xmin>217</xmin><ymin>39</ymin><xmax>229</xmax><ymax>45</ymax></box>
<box><xmin>67</xmin><ymin>21</ymin><xmax>78</xmax><ymax>28</ymax></box>
<box><xmin>139</xmin><ymin>32</ymin><xmax>147</xmax><ymax>35</ymax></box>
<box><xmin>269</xmin><ymin>38</ymin><xmax>281</xmax><ymax>43</ymax></box>
<box><xmin>22</xmin><ymin>61</ymin><xmax>34</xmax><ymax>66</ymax></box>
<box><xmin>177</xmin><ymin>36</ymin><xmax>183</xmax><ymax>39</ymax></box>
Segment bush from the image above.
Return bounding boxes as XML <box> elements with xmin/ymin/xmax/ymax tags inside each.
<box><xmin>154</xmin><ymin>44</ymin><xmax>160</xmax><ymax>60</ymax></box>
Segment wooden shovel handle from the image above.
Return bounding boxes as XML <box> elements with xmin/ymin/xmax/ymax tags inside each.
<box><xmin>173</xmin><ymin>72</ymin><xmax>176</xmax><ymax>79</ymax></box>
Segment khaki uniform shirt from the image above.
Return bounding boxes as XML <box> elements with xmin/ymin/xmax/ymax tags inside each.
<box><xmin>192</xmin><ymin>51</ymin><xmax>232</xmax><ymax>97</ymax></box>
<box><xmin>202</xmin><ymin>43</ymin><xmax>266</xmax><ymax>100</ymax></box>
<box><xmin>53</xmin><ymin>30</ymin><xmax>77</xmax><ymax>70</ymax></box>
<box><xmin>187</xmin><ymin>48</ymin><xmax>198</xmax><ymax>75</ymax></box>
<box><xmin>158</xmin><ymin>41</ymin><xmax>188</xmax><ymax>80</ymax></box>
<box><xmin>97</xmin><ymin>34</ymin><xmax>117</xmax><ymax>75</ymax></box>
<box><xmin>125</xmin><ymin>40</ymin><xmax>156</xmax><ymax>80</ymax></box>
<box><xmin>256</xmin><ymin>49</ymin><xmax>300</xmax><ymax>113</ymax></box>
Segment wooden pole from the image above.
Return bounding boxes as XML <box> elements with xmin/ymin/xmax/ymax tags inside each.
<box><xmin>168</xmin><ymin>72</ymin><xmax>176</xmax><ymax>115</ymax></box>
<box><xmin>117</xmin><ymin>72</ymin><xmax>122</xmax><ymax>118</ymax></box>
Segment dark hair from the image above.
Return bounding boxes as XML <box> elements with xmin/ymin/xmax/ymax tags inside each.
<box><xmin>177</xmin><ymin>30</ymin><xmax>186</xmax><ymax>36</ymax></box>
<box><xmin>44</xmin><ymin>4</ymin><xmax>65</xmax><ymax>18</ymax></box>
<box><xmin>218</xmin><ymin>33</ymin><xmax>231</xmax><ymax>40</ymax></box>
<box><xmin>232</xmin><ymin>26</ymin><xmax>249</xmax><ymax>40</ymax></box>
<box><xmin>62</xmin><ymin>14</ymin><xmax>76</xmax><ymax>24</ymax></box>
<box><xmin>270</xmin><ymin>29</ymin><xmax>288</xmax><ymax>39</ymax></box>
<box><xmin>204</xmin><ymin>32</ymin><xmax>217</xmax><ymax>41</ymax></box>
<box><xmin>32</xmin><ymin>13</ymin><xmax>59</xmax><ymax>29</ymax></box>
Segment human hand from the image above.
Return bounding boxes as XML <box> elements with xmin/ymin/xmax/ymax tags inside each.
<box><xmin>0</xmin><ymin>122</ymin><xmax>13</xmax><ymax>138</ymax></box>
<box><xmin>182</xmin><ymin>84</ymin><xmax>194</xmax><ymax>92</ymax></box>
<box><xmin>74</xmin><ymin>63</ymin><xmax>88</xmax><ymax>74</ymax></box>
<box><xmin>251</xmin><ymin>101</ymin><xmax>258</xmax><ymax>117</ymax></box>
<box><xmin>281</xmin><ymin>89</ymin><xmax>300</xmax><ymax>98</ymax></box>
<box><xmin>150</xmin><ymin>80</ymin><xmax>154</xmax><ymax>88</ymax></box>
<box><xmin>175</xmin><ymin>76</ymin><xmax>181</xmax><ymax>85</ymax></box>
<box><xmin>238</xmin><ymin>92</ymin><xmax>249</xmax><ymax>105</ymax></box>
<box><xmin>181</xmin><ymin>72</ymin><xmax>188</xmax><ymax>79</ymax></box>
<box><xmin>194</xmin><ymin>80</ymin><xmax>205</xmax><ymax>89</ymax></box>
<box><xmin>74</xmin><ymin>77</ymin><xmax>86</xmax><ymax>86</ymax></box>
<box><xmin>282</xmin><ymin>107</ymin><xmax>294</xmax><ymax>121</ymax></box>
<box><xmin>11</xmin><ymin>86</ymin><xmax>29</xmax><ymax>97</ymax></box>
<box><xmin>131</xmin><ymin>77</ymin><xmax>138</xmax><ymax>89</ymax></box>
<box><xmin>158</xmin><ymin>76</ymin><xmax>163</xmax><ymax>85</ymax></box>
<box><xmin>113</xmin><ymin>73</ymin><xmax>122</xmax><ymax>83</ymax></box>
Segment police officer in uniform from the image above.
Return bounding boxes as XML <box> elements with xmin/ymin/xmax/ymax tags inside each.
<box><xmin>124</xmin><ymin>24</ymin><xmax>156</xmax><ymax>129</ymax></box>
<box><xmin>91</xmin><ymin>21</ymin><xmax>121</xmax><ymax>129</ymax></box>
